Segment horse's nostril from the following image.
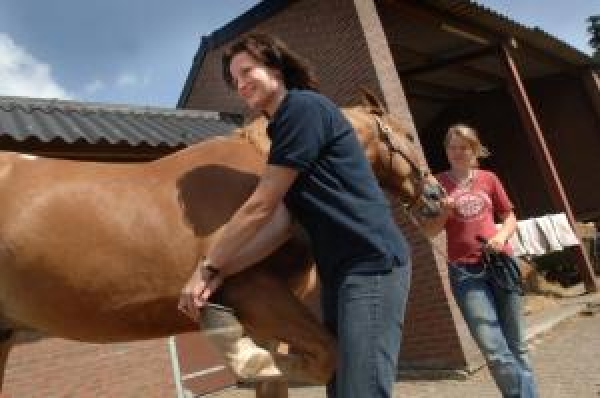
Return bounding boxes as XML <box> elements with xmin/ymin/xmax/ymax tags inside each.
<box><xmin>424</xmin><ymin>184</ymin><xmax>444</xmax><ymax>201</ymax></box>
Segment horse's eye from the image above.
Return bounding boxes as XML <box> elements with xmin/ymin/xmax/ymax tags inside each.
<box><xmin>406</xmin><ymin>134</ymin><xmax>415</xmax><ymax>143</ymax></box>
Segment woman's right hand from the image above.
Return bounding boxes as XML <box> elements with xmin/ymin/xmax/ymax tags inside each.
<box><xmin>178</xmin><ymin>265</ymin><xmax>224</xmax><ymax>321</ymax></box>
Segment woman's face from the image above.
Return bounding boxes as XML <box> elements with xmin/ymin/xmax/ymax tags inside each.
<box><xmin>229</xmin><ymin>51</ymin><xmax>284</xmax><ymax>115</ymax></box>
<box><xmin>445</xmin><ymin>133</ymin><xmax>476</xmax><ymax>170</ymax></box>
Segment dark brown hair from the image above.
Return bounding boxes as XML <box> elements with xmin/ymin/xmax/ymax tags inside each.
<box><xmin>222</xmin><ymin>33</ymin><xmax>319</xmax><ymax>91</ymax></box>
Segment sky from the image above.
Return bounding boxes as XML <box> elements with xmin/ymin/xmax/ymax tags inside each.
<box><xmin>0</xmin><ymin>0</ymin><xmax>598</xmax><ymax>108</ymax></box>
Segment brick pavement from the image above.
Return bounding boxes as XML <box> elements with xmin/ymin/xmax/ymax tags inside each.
<box><xmin>3</xmin><ymin>296</ymin><xmax>600</xmax><ymax>397</ymax></box>
<box><xmin>215</xmin><ymin>303</ymin><xmax>600</xmax><ymax>398</ymax></box>
<box><xmin>4</xmin><ymin>337</ymin><xmax>176</xmax><ymax>398</ymax></box>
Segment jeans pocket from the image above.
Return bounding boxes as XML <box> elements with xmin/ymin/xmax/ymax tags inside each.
<box><xmin>449</xmin><ymin>264</ymin><xmax>485</xmax><ymax>293</ymax></box>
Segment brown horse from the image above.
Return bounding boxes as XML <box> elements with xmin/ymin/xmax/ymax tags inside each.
<box><xmin>0</xmin><ymin>92</ymin><xmax>442</xmax><ymax>395</ymax></box>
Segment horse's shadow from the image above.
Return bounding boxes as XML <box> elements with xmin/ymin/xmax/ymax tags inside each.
<box><xmin>176</xmin><ymin>165</ymin><xmax>260</xmax><ymax>236</ymax></box>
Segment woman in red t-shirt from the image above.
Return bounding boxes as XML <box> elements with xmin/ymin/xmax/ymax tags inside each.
<box><xmin>423</xmin><ymin>124</ymin><xmax>538</xmax><ymax>397</ymax></box>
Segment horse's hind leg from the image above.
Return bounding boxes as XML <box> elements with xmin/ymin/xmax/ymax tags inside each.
<box><xmin>221</xmin><ymin>268</ymin><xmax>336</xmax><ymax>385</ymax></box>
<box><xmin>0</xmin><ymin>329</ymin><xmax>14</xmax><ymax>398</ymax></box>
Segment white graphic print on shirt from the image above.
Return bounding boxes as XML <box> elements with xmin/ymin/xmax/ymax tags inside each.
<box><xmin>452</xmin><ymin>188</ymin><xmax>492</xmax><ymax>221</ymax></box>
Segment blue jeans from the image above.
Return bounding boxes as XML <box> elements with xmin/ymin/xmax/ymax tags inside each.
<box><xmin>449</xmin><ymin>263</ymin><xmax>538</xmax><ymax>398</ymax></box>
<box><xmin>321</xmin><ymin>255</ymin><xmax>411</xmax><ymax>398</ymax></box>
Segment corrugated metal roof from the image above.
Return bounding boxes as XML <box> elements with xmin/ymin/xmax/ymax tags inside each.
<box><xmin>429</xmin><ymin>0</ymin><xmax>593</xmax><ymax>65</ymax></box>
<box><xmin>0</xmin><ymin>96</ymin><xmax>240</xmax><ymax>147</ymax></box>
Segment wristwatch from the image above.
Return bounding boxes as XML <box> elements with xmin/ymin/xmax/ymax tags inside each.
<box><xmin>200</xmin><ymin>258</ymin><xmax>221</xmax><ymax>279</ymax></box>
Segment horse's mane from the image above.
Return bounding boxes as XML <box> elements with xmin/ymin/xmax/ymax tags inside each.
<box><xmin>160</xmin><ymin>104</ymin><xmax>381</xmax><ymax>167</ymax></box>
<box><xmin>233</xmin><ymin>117</ymin><xmax>271</xmax><ymax>156</ymax></box>
<box><xmin>232</xmin><ymin>104</ymin><xmax>375</xmax><ymax>156</ymax></box>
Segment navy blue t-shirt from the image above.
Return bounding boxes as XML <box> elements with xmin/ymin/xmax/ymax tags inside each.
<box><xmin>267</xmin><ymin>89</ymin><xmax>408</xmax><ymax>282</ymax></box>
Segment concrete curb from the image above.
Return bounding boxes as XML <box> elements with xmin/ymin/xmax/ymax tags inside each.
<box><xmin>392</xmin><ymin>293</ymin><xmax>600</xmax><ymax>381</ymax></box>
<box><xmin>525</xmin><ymin>292</ymin><xmax>600</xmax><ymax>341</ymax></box>
<box><xmin>525</xmin><ymin>303</ymin><xmax>586</xmax><ymax>341</ymax></box>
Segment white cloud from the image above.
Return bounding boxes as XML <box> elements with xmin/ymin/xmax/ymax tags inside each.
<box><xmin>116</xmin><ymin>72</ymin><xmax>137</xmax><ymax>87</ymax></box>
<box><xmin>84</xmin><ymin>79</ymin><xmax>105</xmax><ymax>94</ymax></box>
<box><xmin>116</xmin><ymin>72</ymin><xmax>151</xmax><ymax>88</ymax></box>
<box><xmin>0</xmin><ymin>33</ymin><xmax>72</xmax><ymax>99</ymax></box>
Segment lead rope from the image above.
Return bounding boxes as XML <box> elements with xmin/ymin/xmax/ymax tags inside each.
<box><xmin>398</xmin><ymin>204</ymin><xmax>488</xmax><ymax>279</ymax></box>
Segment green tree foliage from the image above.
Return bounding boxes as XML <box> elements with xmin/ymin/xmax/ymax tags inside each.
<box><xmin>588</xmin><ymin>15</ymin><xmax>600</xmax><ymax>61</ymax></box>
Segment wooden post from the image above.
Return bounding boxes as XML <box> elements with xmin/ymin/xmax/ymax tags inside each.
<box><xmin>254</xmin><ymin>342</ymin><xmax>289</xmax><ymax>398</ymax></box>
<box><xmin>499</xmin><ymin>41</ymin><xmax>598</xmax><ymax>293</ymax></box>
<box><xmin>255</xmin><ymin>381</ymin><xmax>289</xmax><ymax>398</ymax></box>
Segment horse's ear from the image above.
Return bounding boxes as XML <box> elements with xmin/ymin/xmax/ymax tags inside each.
<box><xmin>359</xmin><ymin>87</ymin><xmax>387</xmax><ymax>116</ymax></box>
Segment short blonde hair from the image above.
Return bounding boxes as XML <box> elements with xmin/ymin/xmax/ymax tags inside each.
<box><xmin>445</xmin><ymin>124</ymin><xmax>490</xmax><ymax>161</ymax></box>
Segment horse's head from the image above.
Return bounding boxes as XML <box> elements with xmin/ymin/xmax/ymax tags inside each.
<box><xmin>237</xmin><ymin>89</ymin><xmax>444</xmax><ymax>218</ymax></box>
<box><xmin>345</xmin><ymin>89</ymin><xmax>444</xmax><ymax>218</ymax></box>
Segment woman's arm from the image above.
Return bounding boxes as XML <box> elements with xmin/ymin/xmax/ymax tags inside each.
<box><xmin>488</xmin><ymin>210</ymin><xmax>517</xmax><ymax>252</ymax></box>
<box><xmin>222</xmin><ymin>203</ymin><xmax>294</xmax><ymax>275</ymax></box>
<box><xmin>178</xmin><ymin>165</ymin><xmax>297</xmax><ymax>318</ymax></box>
<box><xmin>205</xmin><ymin>165</ymin><xmax>297</xmax><ymax>273</ymax></box>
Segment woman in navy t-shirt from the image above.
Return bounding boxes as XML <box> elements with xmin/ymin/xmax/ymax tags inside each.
<box><xmin>179</xmin><ymin>33</ymin><xmax>410</xmax><ymax>398</ymax></box>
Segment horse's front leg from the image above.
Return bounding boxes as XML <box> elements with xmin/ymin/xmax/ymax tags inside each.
<box><xmin>220</xmin><ymin>266</ymin><xmax>336</xmax><ymax>385</ymax></box>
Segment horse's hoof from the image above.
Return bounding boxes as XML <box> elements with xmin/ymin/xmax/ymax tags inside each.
<box><xmin>199</xmin><ymin>305</ymin><xmax>284</xmax><ymax>381</ymax></box>
<box><xmin>228</xmin><ymin>337</ymin><xmax>283</xmax><ymax>381</ymax></box>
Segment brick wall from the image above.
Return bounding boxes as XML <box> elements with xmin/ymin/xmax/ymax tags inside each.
<box><xmin>185</xmin><ymin>0</ymin><xmax>385</xmax><ymax>115</ymax></box>
<box><xmin>182</xmin><ymin>0</ymin><xmax>475</xmax><ymax>370</ymax></box>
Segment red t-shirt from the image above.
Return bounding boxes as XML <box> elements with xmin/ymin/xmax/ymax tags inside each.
<box><xmin>437</xmin><ymin>169</ymin><xmax>514</xmax><ymax>264</ymax></box>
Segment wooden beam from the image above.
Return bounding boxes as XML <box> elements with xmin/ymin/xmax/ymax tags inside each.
<box><xmin>396</xmin><ymin>45</ymin><xmax>505</xmax><ymax>85</ymax></box>
<box><xmin>388</xmin><ymin>0</ymin><xmax>580</xmax><ymax>74</ymax></box>
<box><xmin>499</xmin><ymin>42</ymin><xmax>598</xmax><ymax>293</ymax></box>
<box><xmin>399</xmin><ymin>46</ymin><xmax>499</xmax><ymax>77</ymax></box>
<box><xmin>387</xmin><ymin>0</ymin><xmax>497</xmax><ymax>44</ymax></box>
<box><xmin>404</xmin><ymin>91</ymin><xmax>456</xmax><ymax>103</ymax></box>
<box><xmin>515</xmin><ymin>40</ymin><xmax>581</xmax><ymax>74</ymax></box>
<box><xmin>402</xmin><ymin>78</ymin><xmax>471</xmax><ymax>98</ymax></box>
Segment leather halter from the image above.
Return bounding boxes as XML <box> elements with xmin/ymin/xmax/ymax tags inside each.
<box><xmin>373</xmin><ymin>115</ymin><xmax>430</xmax><ymax>211</ymax></box>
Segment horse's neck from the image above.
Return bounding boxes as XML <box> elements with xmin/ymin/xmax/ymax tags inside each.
<box><xmin>233</xmin><ymin>107</ymin><xmax>371</xmax><ymax>154</ymax></box>
<box><xmin>170</xmin><ymin>106</ymin><xmax>372</xmax><ymax>163</ymax></box>
<box><xmin>153</xmin><ymin>117</ymin><xmax>270</xmax><ymax>165</ymax></box>
<box><xmin>342</xmin><ymin>107</ymin><xmax>374</xmax><ymax>146</ymax></box>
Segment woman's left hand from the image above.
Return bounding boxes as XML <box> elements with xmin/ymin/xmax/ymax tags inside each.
<box><xmin>487</xmin><ymin>235</ymin><xmax>507</xmax><ymax>252</ymax></box>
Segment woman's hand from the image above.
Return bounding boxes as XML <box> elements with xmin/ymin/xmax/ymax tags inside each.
<box><xmin>178</xmin><ymin>263</ymin><xmax>224</xmax><ymax>321</ymax></box>
<box><xmin>487</xmin><ymin>212</ymin><xmax>516</xmax><ymax>253</ymax></box>
<box><xmin>440</xmin><ymin>196</ymin><xmax>456</xmax><ymax>215</ymax></box>
<box><xmin>487</xmin><ymin>235</ymin><xmax>507</xmax><ymax>252</ymax></box>
<box><xmin>419</xmin><ymin>196</ymin><xmax>455</xmax><ymax>237</ymax></box>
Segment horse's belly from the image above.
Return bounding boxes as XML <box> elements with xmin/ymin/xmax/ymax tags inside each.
<box><xmin>0</xmin><ymin>238</ymin><xmax>200</xmax><ymax>341</ymax></box>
